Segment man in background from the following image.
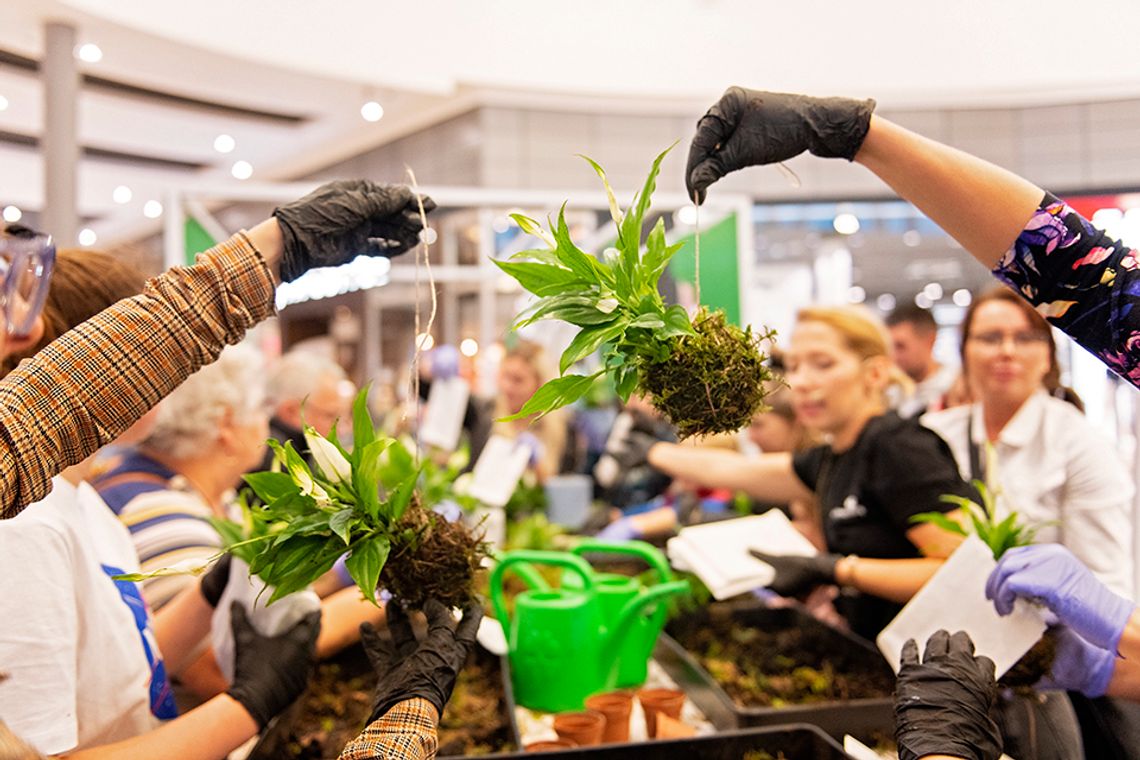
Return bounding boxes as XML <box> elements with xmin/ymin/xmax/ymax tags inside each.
<box><xmin>259</xmin><ymin>348</ymin><xmax>355</xmax><ymax>470</ymax></box>
<box><xmin>887</xmin><ymin>304</ymin><xmax>959</xmax><ymax>416</ymax></box>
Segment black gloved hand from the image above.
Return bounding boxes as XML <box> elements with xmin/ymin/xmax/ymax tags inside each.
<box><xmin>226</xmin><ymin>603</ymin><xmax>321</xmax><ymax>730</ymax></box>
<box><xmin>895</xmin><ymin>630</ymin><xmax>1002</xmax><ymax>760</ymax></box>
<box><xmin>199</xmin><ymin>553</ymin><xmax>233</xmax><ymax>608</ymax></box>
<box><xmin>686</xmin><ymin>88</ymin><xmax>876</xmax><ymax>203</ymax></box>
<box><xmin>272</xmin><ymin>179</ymin><xmax>436</xmax><ymax>282</ymax></box>
<box><xmin>361</xmin><ymin>598</ymin><xmax>483</xmax><ymax>723</ymax></box>
<box><xmin>748</xmin><ymin>550</ymin><xmax>839</xmax><ymax>597</ymax></box>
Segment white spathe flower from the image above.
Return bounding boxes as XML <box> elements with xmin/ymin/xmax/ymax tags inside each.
<box><xmin>305</xmin><ymin>431</ymin><xmax>352</xmax><ymax>484</ymax></box>
<box><xmin>597</xmin><ymin>297</ymin><xmax>619</xmax><ymax>314</ymax></box>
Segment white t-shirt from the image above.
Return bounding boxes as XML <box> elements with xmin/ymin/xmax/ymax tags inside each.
<box><xmin>898</xmin><ymin>363</ymin><xmax>959</xmax><ymax>418</ymax></box>
<box><xmin>923</xmin><ymin>392</ymin><xmax>1135</xmax><ymax>598</ymax></box>
<box><xmin>0</xmin><ymin>478</ymin><xmax>172</xmax><ymax>753</ymax></box>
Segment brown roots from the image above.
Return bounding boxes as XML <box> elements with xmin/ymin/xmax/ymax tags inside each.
<box><xmin>380</xmin><ymin>505</ymin><xmax>490</xmax><ymax>610</ymax></box>
<box><xmin>639</xmin><ymin>309</ymin><xmax>775</xmax><ymax>439</ymax></box>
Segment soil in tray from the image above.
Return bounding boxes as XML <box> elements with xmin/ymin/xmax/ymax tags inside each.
<box><xmin>672</xmin><ymin>611</ymin><xmax>895</xmax><ymax>708</ymax></box>
<box><xmin>277</xmin><ymin>644</ymin><xmax>515</xmax><ymax>758</ymax></box>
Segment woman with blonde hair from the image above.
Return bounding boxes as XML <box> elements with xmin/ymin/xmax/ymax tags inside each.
<box><xmin>492</xmin><ymin>339</ymin><xmax>567</xmax><ymax>482</ymax></box>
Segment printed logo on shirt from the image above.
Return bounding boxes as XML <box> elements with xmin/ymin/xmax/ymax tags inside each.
<box><xmin>829</xmin><ymin>495</ymin><xmax>867</xmax><ymax>521</ymax></box>
<box><xmin>101</xmin><ymin>564</ymin><xmax>178</xmax><ymax>720</ymax></box>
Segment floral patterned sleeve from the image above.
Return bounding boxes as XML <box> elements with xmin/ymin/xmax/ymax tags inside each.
<box><xmin>993</xmin><ymin>192</ymin><xmax>1140</xmax><ymax>387</ymax></box>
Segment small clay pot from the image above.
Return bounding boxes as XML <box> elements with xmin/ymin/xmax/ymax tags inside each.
<box><xmin>524</xmin><ymin>738</ymin><xmax>578</xmax><ymax>752</ymax></box>
<box><xmin>552</xmin><ymin>709</ymin><xmax>606</xmax><ymax>747</ymax></box>
<box><xmin>637</xmin><ymin>687</ymin><xmax>685</xmax><ymax>738</ymax></box>
<box><xmin>655</xmin><ymin>712</ymin><xmax>696</xmax><ymax>739</ymax></box>
<box><xmin>585</xmin><ymin>691</ymin><xmax>634</xmax><ymax>743</ymax></box>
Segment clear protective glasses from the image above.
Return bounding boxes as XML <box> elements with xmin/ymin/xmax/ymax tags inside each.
<box><xmin>0</xmin><ymin>226</ymin><xmax>56</xmax><ymax>338</ymax></box>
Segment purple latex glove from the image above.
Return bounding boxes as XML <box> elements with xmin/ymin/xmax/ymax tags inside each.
<box><xmin>1038</xmin><ymin>626</ymin><xmax>1118</xmax><ymax>697</ymax></box>
<box><xmin>514</xmin><ymin>431</ymin><xmax>545</xmax><ymax>468</ymax></box>
<box><xmin>596</xmin><ymin>517</ymin><xmax>640</xmax><ymax>542</ymax></box>
<box><xmin>986</xmin><ymin>544</ymin><xmax>1135</xmax><ymax>652</ymax></box>
<box><xmin>430</xmin><ymin>345</ymin><xmax>460</xmax><ymax>380</ymax></box>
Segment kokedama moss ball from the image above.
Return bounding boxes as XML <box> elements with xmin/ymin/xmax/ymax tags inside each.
<box><xmin>638</xmin><ymin>309</ymin><xmax>774</xmax><ymax>439</ymax></box>
<box><xmin>381</xmin><ymin>503</ymin><xmax>490</xmax><ymax>610</ymax></box>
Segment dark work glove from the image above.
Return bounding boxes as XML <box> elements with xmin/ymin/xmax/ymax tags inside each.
<box><xmin>361</xmin><ymin>598</ymin><xmax>482</xmax><ymax>723</ymax></box>
<box><xmin>895</xmin><ymin>630</ymin><xmax>1002</xmax><ymax>760</ymax></box>
<box><xmin>226</xmin><ymin>603</ymin><xmax>321</xmax><ymax>730</ymax></box>
<box><xmin>272</xmin><ymin>179</ymin><xmax>436</xmax><ymax>282</ymax></box>
<box><xmin>686</xmin><ymin>88</ymin><xmax>876</xmax><ymax>203</ymax></box>
<box><xmin>199</xmin><ymin>553</ymin><xmax>233</xmax><ymax>608</ymax></box>
<box><xmin>749</xmin><ymin>550</ymin><xmax>839</xmax><ymax>597</ymax></box>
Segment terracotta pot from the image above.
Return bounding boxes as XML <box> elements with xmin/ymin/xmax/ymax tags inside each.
<box><xmin>524</xmin><ymin>738</ymin><xmax>578</xmax><ymax>752</ymax></box>
<box><xmin>637</xmin><ymin>687</ymin><xmax>685</xmax><ymax>738</ymax></box>
<box><xmin>655</xmin><ymin>712</ymin><xmax>696</xmax><ymax>739</ymax></box>
<box><xmin>585</xmin><ymin>691</ymin><xmax>634</xmax><ymax>743</ymax></box>
<box><xmin>552</xmin><ymin>709</ymin><xmax>606</xmax><ymax>747</ymax></box>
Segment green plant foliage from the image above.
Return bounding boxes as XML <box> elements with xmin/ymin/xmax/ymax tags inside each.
<box><xmin>911</xmin><ymin>478</ymin><xmax>1053</xmax><ymax>561</ymax></box>
<box><xmin>495</xmin><ymin>145</ymin><xmax>775</xmax><ymax>437</ymax></box>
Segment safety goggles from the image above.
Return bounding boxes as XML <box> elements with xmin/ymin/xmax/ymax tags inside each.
<box><xmin>0</xmin><ymin>226</ymin><xmax>56</xmax><ymax>338</ymax></box>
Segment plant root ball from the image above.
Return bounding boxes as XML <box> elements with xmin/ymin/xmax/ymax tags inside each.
<box><xmin>639</xmin><ymin>309</ymin><xmax>775</xmax><ymax>439</ymax></box>
<box><xmin>381</xmin><ymin>506</ymin><xmax>490</xmax><ymax>610</ymax></box>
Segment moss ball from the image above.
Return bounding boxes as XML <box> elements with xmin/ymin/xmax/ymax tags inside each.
<box><xmin>380</xmin><ymin>505</ymin><xmax>489</xmax><ymax>610</ymax></box>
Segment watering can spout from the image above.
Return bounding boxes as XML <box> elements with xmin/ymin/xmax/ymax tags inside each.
<box><xmin>601</xmin><ymin>579</ymin><xmax>690</xmax><ymax>674</ymax></box>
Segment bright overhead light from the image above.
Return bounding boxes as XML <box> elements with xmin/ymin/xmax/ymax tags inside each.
<box><xmin>78</xmin><ymin>228</ymin><xmax>97</xmax><ymax>246</ymax></box>
<box><xmin>231</xmin><ymin>160</ymin><xmax>253</xmax><ymax>180</ymax></box>
<box><xmin>2</xmin><ymin>206</ymin><xmax>21</xmax><ymax>223</ymax></box>
<box><xmin>360</xmin><ymin>101</ymin><xmax>384</xmax><ymax>122</ymax></box>
<box><xmin>876</xmin><ymin>293</ymin><xmax>897</xmax><ymax>312</ymax></box>
<box><xmin>0</xmin><ymin>95</ymin><xmax>8</xmax><ymax>112</ymax></box>
<box><xmin>833</xmin><ymin>212</ymin><xmax>860</xmax><ymax>235</ymax></box>
<box><xmin>418</xmin><ymin>227</ymin><xmax>437</xmax><ymax>245</ymax></box>
<box><xmin>143</xmin><ymin>200</ymin><xmax>163</xmax><ymax>219</ymax></box>
<box><xmin>922</xmin><ymin>282</ymin><xmax>944</xmax><ymax>301</ymax></box>
<box><xmin>676</xmin><ymin>205</ymin><xmax>698</xmax><ymax>226</ymax></box>
<box><xmin>112</xmin><ymin>185</ymin><xmax>132</xmax><ymax>204</ymax></box>
<box><xmin>415</xmin><ymin>332</ymin><xmax>435</xmax><ymax>352</ymax></box>
<box><xmin>214</xmin><ymin>134</ymin><xmax>236</xmax><ymax>154</ymax></box>
<box><xmin>847</xmin><ymin>286</ymin><xmax>866</xmax><ymax>304</ymax></box>
<box><xmin>952</xmin><ymin>288</ymin><xmax>973</xmax><ymax>307</ymax></box>
<box><xmin>914</xmin><ymin>292</ymin><xmax>934</xmax><ymax>309</ymax></box>
<box><xmin>460</xmin><ymin>338</ymin><xmax>479</xmax><ymax>357</ymax></box>
<box><xmin>76</xmin><ymin>43</ymin><xmax>103</xmax><ymax>63</ymax></box>
<box><xmin>902</xmin><ymin>229</ymin><xmax>921</xmax><ymax>247</ymax></box>
<box><xmin>491</xmin><ymin>216</ymin><xmax>510</xmax><ymax>234</ymax></box>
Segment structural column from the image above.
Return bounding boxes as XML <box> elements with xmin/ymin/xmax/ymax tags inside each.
<box><xmin>42</xmin><ymin>21</ymin><xmax>80</xmax><ymax>245</ymax></box>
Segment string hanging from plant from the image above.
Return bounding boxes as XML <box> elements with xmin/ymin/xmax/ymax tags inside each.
<box><xmin>494</xmin><ymin>143</ymin><xmax>776</xmax><ymax>438</ymax></box>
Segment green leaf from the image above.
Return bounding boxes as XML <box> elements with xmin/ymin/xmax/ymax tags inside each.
<box><xmin>389</xmin><ymin>467</ymin><xmax>421</xmax><ymax>522</ymax></box>
<box><xmin>615</xmin><ymin>365</ymin><xmax>639</xmax><ymax>403</ymax></box>
<box><xmin>242</xmin><ymin>471</ymin><xmax>298</xmax><ymax>504</ymax></box>
<box><xmin>619</xmin><ymin>141</ymin><xmax>678</xmax><ymax>272</ymax></box>
<box><xmin>552</xmin><ymin>204</ymin><xmax>609</xmax><ymax>285</ymax></box>
<box><xmin>378</xmin><ymin>438</ymin><xmax>416</xmax><ymax>491</ymax></box>
<box><xmin>499</xmin><ymin>372</ymin><xmax>604</xmax><ymax>422</ymax></box>
<box><xmin>509</xmin><ymin>247</ymin><xmax>563</xmax><ymax>267</ymax></box>
<box><xmin>560</xmin><ymin>320</ymin><xmax>629</xmax><ymax>374</ymax></box>
<box><xmin>352</xmin><ymin>386</ymin><xmax>376</xmax><ymax>462</ymax></box>
<box><xmin>577</xmin><ymin>155</ymin><xmax>624</xmax><ymax>231</ymax></box>
<box><xmin>345</xmin><ymin>534</ymin><xmax>392</xmax><ymax>606</ymax></box>
<box><xmin>628</xmin><ymin>313</ymin><xmax>665</xmax><ymax>330</ymax></box>
<box><xmin>326</xmin><ymin>420</ymin><xmax>354</xmax><ymax>465</ymax></box>
<box><xmin>329</xmin><ymin>507</ymin><xmax>356</xmax><ymax>545</ymax></box>
<box><xmin>513</xmin><ymin>294</ymin><xmax>614</xmax><ymax>329</ymax></box>
<box><xmin>267</xmin><ymin>536</ymin><xmax>345</xmax><ymax>603</ymax></box>
<box><xmin>492</xmin><ymin>259</ymin><xmax>591</xmax><ymax>297</ymax></box>
<box><xmin>644</xmin><ymin>218</ymin><xmax>685</xmax><ymax>288</ymax></box>
<box><xmin>661</xmin><ymin>304</ymin><xmax>695</xmax><ymax>338</ymax></box>
<box><xmin>510</xmin><ymin>213</ymin><xmax>556</xmax><ymax>248</ymax></box>
<box><xmin>354</xmin><ymin>439</ymin><xmax>391</xmax><ymax>521</ymax></box>
<box><xmin>909</xmin><ymin>511</ymin><xmax>968</xmax><ymax>536</ymax></box>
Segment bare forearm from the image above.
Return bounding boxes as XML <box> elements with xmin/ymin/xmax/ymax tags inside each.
<box><xmin>153</xmin><ymin>584</ymin><xmax>213</xmax><ymax>676</ymax></box>
<box><xmin>647</xmin><ymin>443</ymin><xmax>808</xmax><ymax>503</ymax></box>
<box><xmin>855</xmin><ymin>116</ymin><xmax>1043</xmax><ymax>268</ymax></box>
<box><xmin>316</xmin><ymin>587</ymin><xmax>386</xmax><ymax>659</ymax></box>
<box><xmin>61</xmin><ymin>695</ymin><xmax>256</xmax><ymax>760</ymax></box>
<box><xmin>1117</xmin><ymin>609</ymin><xmax>1140</xmax><ymax>661</ymax></box>
<box><xmin>836</xmin><ymin>556</ymin><xmax>944</xmax><ymax>605</ymax></box>
<box><xmin>244</xmin><ymin>218</ymin><xmax>283</xmax><ymax>284</ymax></box>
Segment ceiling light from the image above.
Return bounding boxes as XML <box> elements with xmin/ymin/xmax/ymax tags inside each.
<box><xmin>833</xmin><ymin>213</ymin><xmax>860</xmax><ymax>235</ymax></box>
<box><xmin>78</xmin><ymin>228</ymin><xmax>97</xmax><ymax>246</ymax></box>
<box><xmin>847</xmin><ymin>286</ymin><xmax>866</xmax><ymax>304</ymax></box>
<box><xmin>415</xmin><ymin>332</ymin><xmax>435</xmax><ymax>352</ymax></box>
<box><xmin>143</xmin><ymin>200</ymin><xmax>163</xmax><ymax>219</ymax></box>
<box><xmin>491</xmin><ymin>216</ymin><xmax>510</xmax><ymax>234</ymax></box>
<box><xmin>360</xmin><ymin>101</ymin><xmax>384</xmax><ymax>122</ymax></box>
<box><xmin>460</xmin><ymin>338</ymin><xmax>479</xmax><ymax>357</ymax></box>
<box><xmin>922</xmin><ymin>282</ymin><xmax>944</xmax><ymax>301</ymax></box>
<box><xmin>214</xmin><ymin>134</ymin><xmax>236</xmax><ymax>154</ymax></box>
<box><xmin>914</xmin><ymin>292</ymin><xmax>934</xmax><ymax>309</ymax></box>
<box><xmin>0</xmin><ymin>95</ymin><xmax>8</xmax><ymax>112</ymax></box>
<box><xmin>902</xmin><ymin>229</ymin><xmax>921</xmax><ymax>247</ymax></box>
<box><xmin>76</xmin><ymin>43</ymin><xmax>102</xmax><ymax>63</ymax></box>
<box><xmin>676</xmin><ymin>205</ymin><xmax>698</xmax><ymax>226</ymax></box>
<box><xmin>419</xmin><ymin>227</ymin><xmax>437</xmax><ymax>245</ymax></box>
<box><xmin>112</xmin><ymin>185</ymin><xmax>132</xmax><ymax>204</ymax></box>
<box><xmin>876</xmin><ymin>293</ymin><xmax>897</xmax><ymax>312</ymax></box>
<box><xmin>2</xmin><ymin>206</ymin><xmax>21</xmax><ymax>223</ymax></box>
<box><xmin>231</xmin><ymin>160</ymin><xmax>253</xmax><ymax>180</ymax></box>
<box><xmin>953</xmin><ymin>288</ymin><xmax>973</xmax><ymax>307</ymax></box>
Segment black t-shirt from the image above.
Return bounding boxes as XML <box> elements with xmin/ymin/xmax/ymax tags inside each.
<box><xmin>791</xmin><ymin>412</ymin><xmax>976</xmax><ymax>637</ymax></box>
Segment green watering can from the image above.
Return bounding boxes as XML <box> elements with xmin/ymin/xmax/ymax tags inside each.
<box><xmin>490</xmin><ymin>549</ymin><xmax>689</xmax><ymax>713</ymax></box>
<box><xmin>564</xmin><ymin>539</ymin><xmax>680</xmax><ymax>688</ymax></box>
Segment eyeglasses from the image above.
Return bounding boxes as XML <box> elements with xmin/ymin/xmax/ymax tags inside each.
<box><xmin>0</xmin><ymin>227</ymin><xmax>55</xmax><ymax>338</ymax></box>
<box><xmin>968</xmin><ymin>330</ymin><xmax>1050</xmax><ymax>349</ymax></box>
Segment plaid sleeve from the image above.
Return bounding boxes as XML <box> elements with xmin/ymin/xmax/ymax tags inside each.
<box><xmin>993</xmin><ymin>192</ymin><xmax>1140</xmax><ymax>388</ymax></box>
<box><xmin>0</xmin><ymin>233</ymin><xmax>275</xmax><ymax>518</ymax></box>
<box><xmin>337</xmin><ymin>699</ymin><xmax>439</xmax><ymax>760</ymax></box>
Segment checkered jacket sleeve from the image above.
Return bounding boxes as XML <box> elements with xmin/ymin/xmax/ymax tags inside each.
<box><xmin>0</xmin><ymin>233</ymin><xmax>276</xmax><ymax>518</ymax></box>
<box><xmin>338</xmin><ymin>698</ymin><xmax>439</xmax><ymax>760</ymax></box>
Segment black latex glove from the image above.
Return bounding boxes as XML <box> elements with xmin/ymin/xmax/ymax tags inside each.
<box><xmin>686</xmin><ymin>88</ymin><xmax>876</xmax><ymax>203</ymax></box>
<box><xmin>361</xmin><ymin>598</ymin><xmax>483</xmax><ymax>723</ymax></box>
<box><xmin>199</xmin><ymin>553</ymin><xmax>232</xmax><ymax>608</ymax></box>
<box><xmin>226</xmin><ymin>603</ymin><xmax>321</xmax><ymax>730</ymax></box>
<box><xmin>748</xmin><ymin>550</ymin><xmax>839</xmax><ymax>597</ymax></box>
<box><xmin>272</xmin><ymin>179</ymin><xmax>436</xmax><ymax>282</ymax></box>
<box><xmin>895</xmin><ymin>630</ymin><xmax>1002</xmax><ymax>760</ymax></box>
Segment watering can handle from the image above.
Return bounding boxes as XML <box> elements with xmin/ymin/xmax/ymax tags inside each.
<box><xmin>571</xmin><ymin>539</ymin><xmax>675</xmax><ymax>584</ymax></box>
<box><xmin>604</xmin><ymin>579</ymin><xmax>691</xmax><ymax>662</ymax></box>
<box><xmin>489</xmin><ymin>551</ymin><xmax>595</xmax><ymax>635</ymax></box>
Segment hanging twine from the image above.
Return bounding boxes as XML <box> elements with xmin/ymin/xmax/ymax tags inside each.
<box><xmin>405</xmin><ymin>166</ymin><xmax>438</xmax><ymax>464</ymax></box>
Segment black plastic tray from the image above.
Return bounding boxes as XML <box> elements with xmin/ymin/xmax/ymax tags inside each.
<box><xmin>656</xmin><ymin>604</ymin><xmax>896</xmax><ymax>741</ymax></box>
<box><xmin>485</xmin><ymin>724</ymin><xmax>853</xmax><ymax>759</ymax></box>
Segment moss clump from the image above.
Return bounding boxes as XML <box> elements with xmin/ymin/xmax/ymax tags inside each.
<box><xmin>639</xmin><ymin>309</ymin><xmax>775</xmax><ymax>438</ymax></box>
<box><xmin>381</xmin><ymin>504</ymin><xmax>490</xmax><ymax>609</ymax></box>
